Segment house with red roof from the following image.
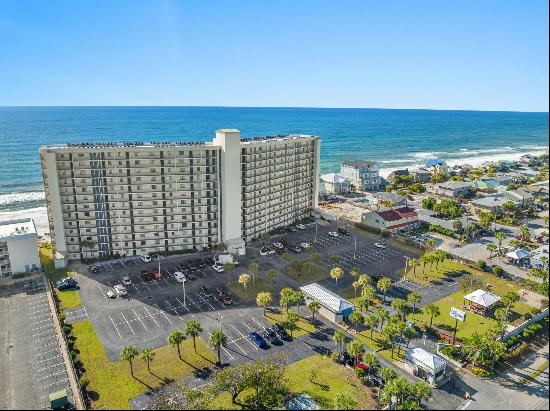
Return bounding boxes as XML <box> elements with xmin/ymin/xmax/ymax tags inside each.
<box><xmin>361</xmin><ymin>206</ymin><xmax>420</xmax><ymax>233</ymax></box>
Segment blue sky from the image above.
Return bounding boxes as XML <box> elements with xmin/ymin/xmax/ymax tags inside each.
<box><xmin>0</xmin><ymin>0</ymin><xmax>548</xmax><ymax>111</ymax></box>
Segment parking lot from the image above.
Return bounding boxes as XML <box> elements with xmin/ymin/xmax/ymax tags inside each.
<box><xmin>0</xmin><ymin>275</ymin><xmax>74</xmax><ymax>409</ymax></box>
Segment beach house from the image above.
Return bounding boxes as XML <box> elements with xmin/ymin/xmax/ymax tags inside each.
<box><xmin>424</xmin><ymin>159</ymin><xmax>449</xmax><ymax>175</ymax></box>
<box><xmin>429</xmin><ymin>181</ymin><xmax>473</xmax><ymax>198</ymax></box>
<box><xmin>340</xmin><ymin>160</ymin><xmax>381</xmax><ymax>191</ymax></box>
<box><xmin>320</xmin><ymin>173</ymin><xmax>350</xmax><ymax>195</ymax></box>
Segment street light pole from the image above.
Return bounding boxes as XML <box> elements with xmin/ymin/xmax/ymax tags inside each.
<box><xmin>182</xmin><ymin>277</ymin><xmax>187</xmax><ymax>306</ymax></box>
<box><xmin>403</xmin><ymin>256</ymin><xmax>410</xmax><ymax>281</ymax></box>
<box><xmin>354</xmin><ymin>237</ymin><xmax>357</xmax><ymax>259</ymax></box>
<box><xmin>218</xmin><ymin>313</ymin><xmax>223</xmax><ymax>330</ymax></box>
<box><xmin>314</xmin><ymin>222</ymin><xmax>318</xmax><ymax>244</ymax></box>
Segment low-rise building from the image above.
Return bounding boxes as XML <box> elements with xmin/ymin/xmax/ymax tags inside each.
<box><xmin>300</xmin><ymin>283</ymin><xmax>354</xmax><ymax>323</ymax></box>
<box><xmin>364</xmin><ymin>191</ymin><xmax>407</xmax><ymax>208</ymax></box>
<box><xmin>386</xmin><ymin>169</ymin><xmax>410</xmax><ymax>185</ymax></box>
<box><xmin>472</xmin><ymin>178</ymin><xmax>501</xmax><ymax>193</ymax></box>
<box><xmin>405</xmin><ymin>347</ymin><xmax>449</xmax><ymax>387</ymax></box>
<box><xmin>340</xmin><ymin>160</ymin><xmax>381</xmax><ymax>191</ymax></box>
<box><xmin>320</xmin><ymin>173</ymin><xmax>351</xmax><ymax>195</ymax></box>
<box><xmin>0</xmin><ymin>218</ymin><xmax>41</xmax><ymax>279</ymax></box>
<box><xmin>424</xmin><ymin>159</ymin><xmax>449</xmax><ymax>175</ymax></box>
<box><xmin>470</xmin><ymin>195</ymin><xmax>521</xmax><ymax>213</ymax></box>
<box><xmin>463</xmin><ymin>289</ymin><xmax>501</xmax><ymax>316</ymax></box>
<box><xmin>503</xmin><ymin>189</ymin><xmax>534</xmax><ymax>207</ymax></box>
<box><xmin>409</xmin><ymin>168</ymin><xmax>433</xmax><ymax>183</ymax></box>
<box><xmin>429</xmin><ymin>181</ymin><xmax>473</xmax><ymax>198</ymax></box>
<box><xmin>361</xmin><ymin>206</ymin><xmax>420</xmax><ymax>233</ymax></box>
<box><xmin>531</xmin><ymin>245</ymin><xmax>549</xmax><ymax>270</ymax></box>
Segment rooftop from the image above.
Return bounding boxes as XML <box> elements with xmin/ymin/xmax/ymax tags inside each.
<box><xmin>300</xmin><ymin>283</ymin><xmax>354</xmax><ymax>313</ymax></box>
<box><xmin>341</xmin><ymin>160</ymin><xmax>378</xmax><ymax>169</ymax></box>
<box><xmin>425</xmin><ymin>159</ymin><xmax>446</xmax><ymax>168</ymax></box>
<box><xmin>377</xmin><ymin>206</ymin><xmax>418</xmax><ymax>222</ymax></box>
<box><xmin>439</xmin><ymin>181</ymin><xmax>473</xmax><ymax>189</ymax></box>
<box><xmin>0</xmin><ymin>218</ymin><xmax>38</xmax><ymax>242</ymax></box>
<box><xmin>463</xmin><ymin>289</ymin><xmax>501</xmax><ymax>308</ymax></box>
<box><xmin>320</xmin><ymin>173</ymin><xmax>350</xmax><ymax>184</ymax></box>
<box><xmin>406</xmin><ymin>347</ymin><xmax>447</xmax><ymax>372</ymax></box>
<box><xmin>471</xmin><ymin>195</ymin><xmax>519</xmax><ymax>207</ymax></box>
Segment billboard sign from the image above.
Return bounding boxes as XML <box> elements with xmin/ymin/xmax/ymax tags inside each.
<box><xmin>450</xmin><ymin>307</ymin><xmax>466</xmax><ymax>322</ymax></box>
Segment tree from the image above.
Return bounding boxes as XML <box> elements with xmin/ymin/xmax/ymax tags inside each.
<box><xmin>495</xmin><ymin>230</ymin><xmax>506</xmax><ymax>255</ymax></box>
<box><xmin>519</xmin><ymin>225</ymin><xmax>531</xmax><ymax>244</ymax></box>
<box><xmin>328</xmin><ymin>255</ymin><xmax>341</xmax><ymax>265</ymax></box>
<box><xmin>357</xmin><ymin>274</ymin><xmax>371</xmax><ymax>289</ymax></box>
<box><xmin>408</xmin><ymin>258</ymin><xmax>420</xmax><ymax>277</ymax></box>
<box><xmin>330</xmin><ymin>267</ymin><xmax>344</xmax><ymax>287</ymax></box>
<box><xmin>349</xmin><ymin>311</ymin><xmax>364</xmax><ymax>329</ymax></box>
<box><xmin>248</xmin><ymin>259</ymin><xmax>259</xmax><ymax>283</ymax></box>
<box><xmin>209</xmin><ymin>329</ymin><xmax>228</xmax><ymax>365</ymax></box>
<box><xmin>120</xmin><ymin>345</ymin><xmax>139</xmax><ymax>377</ymax></box>
<box><xmin>377</xmin><ymin>277</ymin><xmax>393</xmax><ymax>303</ymax></box>
<box><xmin>238</xmin><ymin>273</ymin><xmax>251</xmax><ymax>294</ymax></box>
<box><xmin>381</xmin><ymin>376</ymin><xmax>411</xmax><ymax>407</ymax></box>
<box><xmin>223</xmin><ymin>262</ymin><xmax>236</xmax><ymax>285</ymax></box>
<box><xmin>333</xmin><ymin>330</ymin><xmax>347</xmax><ymax>354</ymax></box>
<box><xmin>422</xmin><ymin>197</ymin><xmax>437</xmax><ymax>210</ymax></box>
<box><xmin>453</xmin><ymin>220</ymin><xmax>463</xmax><ymax>233</ymax></box>
<box><xmin>407</xmin><ymin>292</ymin><xmax>421</xmax><ymax>319</ymax></box>
<box><xmin>391</xmin><ymin>298</ymin><xmax>408</xmax><ymax>321</ymax></box>
<box><xmin>259</xmin><ymin>233</ymin><xmax>272</xmax><ymax>245</ymax></box>
<box><xmin>346</xmin><ymin>339</ymin><xmax>364</xmax><ymax>358</ymax></box>
<box><xmin>426</xmin><ymin>239</ymin><xmax>436</xmax><ymax>250</ymax></box>
<box><xmin>361</xmin><ymin>285</ymin><xmax>376</xmax><ymax>309</ymax></box>
<box><xmin>279</xmin><ymin>288</ymin><xmax>295</xmax><ymax>312</ymax></box>
<box><xmin>501</xmin><ymin>291</ymin><xmax>520</xmax><ymax>310</ymax></box>
<box><xmin>308</xmin><ymin>301</ymin><xmax>321</xmax><ymax>319</ymax></box>
<box><xmin>140</xmin><ymin>347</ymin><xmax>155</xmax><ymax>372</ymax></box>
<box><xmin>334</xmin><ymin>393</ymin><xmax>357</xmax><ymax>410</ymax></box>
<box><xmin>380</xmin><ymin>324</ymin><xmax>399</xmax><ymax>358</ymax></box>
<box><xmin>378</xmin><ymin>366</ymin><xmax>397</xmax><ymax>383</ymax></box>
<box><xmin>363</xmin><ymin>352</ymin><xmax>379</xmax><ymax>378</ymax></box>
<box><xmin>266</xmin><ymin>269</ymin><xmax>278</xmax><ymax>285</ymax></box>
<box><xmin>403</xmin><ymin>325</ymin><xmax>418</xmax><ymax>347</ymax></box>
<box><xmin>486</xmin><ymin>243</ymin><xmax>497</xmax><ymax>258</ymax></box>
<box><xmin>376</xmin><ymin>308</ymin><xmax>389</xmax><ymax>330</ymax></box>
<box><xmin>168</xmin><ymin>330</ymin><xmax>185</xmax><ymax>360</ymax></box>
<box><xmin>350</xmin><ymin>266</ymin><xmax>360</xmax><ymax>280</ymax></box>
<box><xmin>411</xmin><ymin>382</ymin><xmax>432</xmax><ymax>407</ymax></box>
<box><xmin>364</xmin><ymin>314</ymin><xmax>379</xmax><ymax>338</ymax></box>
<box><xmin>352</xmin><ymin>281</ymin><xmax>361</xmax><ymax>299</ymax></box>
<box><xmin>424</xmin><ymin>304</ymin><xmax>440</xmax><ymax>330</ymax></box>
<box><xmin>256</xmin><ymin>292</ymin><xmax>273</xmax><ymax>316</ymax></box>
<box><xmin>285</xmin><ymin>311</ymin><xmax>299</xmax><ymax>337</ymax></box>
<box><xmin>184</xmin><ymin>320</ymin><xmax>203</xmax><ymax>352</ymax></box>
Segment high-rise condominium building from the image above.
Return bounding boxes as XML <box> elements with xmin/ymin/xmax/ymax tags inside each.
<box><xmin>40</xmin><ymin>129</ymin><xmax>320</xmax><ymax>261</ymax></box>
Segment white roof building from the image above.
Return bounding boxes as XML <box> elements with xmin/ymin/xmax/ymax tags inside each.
<box><xmin>505</xmin><ymin>248</ymin><xmax>532</xmax><ymax>261</ymax></box>
<box><xmin>0</xmin><ymin>217</ymin><xmax>41</xmax><ymax>278</ymax></box>
<box><xmin>463</xmin><ymin>289</ymin><xmax>501</xmax><ymax>308</ymax></box>
<box><xmin>300</xmin><ymin>283</ymin><xmax>354</xmax><ymax>323</ymax></box>
<box><xmin>406</xmin><ymin>347</ymin><xmax>447</xmax><ymax>373</ymax></box>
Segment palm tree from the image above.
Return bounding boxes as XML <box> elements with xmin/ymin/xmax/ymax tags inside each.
<box><xmin>352</xmin><ymin>281</ymin><xmax>361</xmax><ymax>299</ymax></box>
<box><xmin>266</xmin><ymin>269</ymin><xmax>278</xmax><ymax>285</ymax></box>
<box><xmin>391</xmin><ymin>298</ymin><xmax>408</xmax><ymax>321</ymax></box>
<box><xmin>167</xmin><ymin>330</ymin><xmax>185</xmax><ymax>360</ymax></box>
<box><xmin>363</xmin><ymin>352</ymin><xmax>379</xmax><ymax>379</ymax></box>
<box><xmin>140</xmin><ymin>348</ymin><xmax>155</xmax><ymax>372</ymax></box>
<box><xmin>346</xmin><ymin>339</ymin><xmax>364</xmax><ymax>358</ymax></box>
<box><xmin>328</xmin><ymin>255</ymin><xmax>341</xmax><ymax>265</ymax></box>
<box><xmin>285</xmin><ymin>311</ymin><xmax>299</xmax><ymax>337</ymax></box>
<box><xmin>248</xmin><ymin>259</ymin><xmax>259</xmax><ymax>283</ymax></box>
<box><xmin>495</xmin><ymin>230</ymin><xmax>506</xmax><ymax>255</ymax></box>
<box><xmin>184</xmin><ymin>320</ymin><xmax>203</xmax><ymax>353</ymax></box>
<box><xmin>486</xmin><ymin>243</ymin><xmax>497</xmax><ymax>258</ymax></box>
<box><xmin>376</xmin><ymin>308</ymin><xmax>389</xmax><ymax>331</ymax></box>
<box><xmin>406</xmin><ymin>292</ymin><xmax>421</xmax><ymax>319</ymax></box>
<box><xmin>426</xmin><ymin>239</ymin><xmax>436</xmax><ymax>250</ymax></box>
<box><xmin>330</xmin><ymin>267</ymin><xmax>344</xmax><ymax>287</ymax></box>
<box><xmin>223</xmin><ymin>262</ymin><xmax>236</xmax><ymax>285</ymax></box>
<box><xmin>377</xmin><ymin>277</ymin><xmax>392</xmax><ymax>303</ymax></box>
<box><xmin>280</xmin><ymin>288</ymin><xmax>295</xmax><ymax>312</ymax></box>
<box><xmin>120</xmin><ymin>345</ymin><xmax>139</xmax><ymax>377</ymax></box>
<box><xmin>333</xmin><ymin>330</ymin><xmax>347</xmax><ymax>355</ymax></box>
<box><xmin>408</xmin><ymin>258</ymin><xmax>420</xmax><ymax>277</ymax></box>
<box><xmin>363</xmin><ymin>314</ymin><xmax>379</xmax><ymax>339</ymax></box>
<box><xmin>350</xmin><ymin>266</ymin><xmax>360</xmax><ymax>280</ymax></box>
<box><xmin>361</xmin><ymin>285</ymin><xmax>376</xmax><ymax>309</ymax></box>
<box><xmin>424</xmin><ymin>304</ymin><xmax>440</xmax><ymax>330</ymax></box>
<box><xmin>412</xmin><ymin>382</ymin><xmax>432</xmax><ymax>407</ymax></box>
<box><xmin>209</xmin><ymin>329</ymin><xmax>228</xmax><ymax>365</ymax></box>
<box><xmin>519</xmin><ymin>225</ymin><xmax>531</xmax><ymax>244</ymax></box>
<box><xmin>238</xmin><ymin>273</ymin><xmax>251</xmax><ymax>294</ymax></box>
<box><xmin>349</xmin><ymin>311</ymin><xmax>364</xmax><ymax>329</ymax></box>
<box><xmin>256</xmin><ymin>292</ymin><xmax>273</xmax><ymax>316</ymax></box>
<box><xmin>308</xmin><ymin>301</ymin><xmax>321</xmax><ymax>320</ymax></box>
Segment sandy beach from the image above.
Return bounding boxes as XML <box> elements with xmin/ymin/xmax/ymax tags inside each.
<box><xmin>0</xmin><ymin>206</ymin><xmax>49</xmax><ymax>238</ymax></box>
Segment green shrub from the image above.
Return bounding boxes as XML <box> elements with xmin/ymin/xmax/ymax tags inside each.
<box><xmin>80</xmin><ymin>377</ymin><xmax>90</xmax><ymax>388</ymax></box>
<box><xmin>471</xmin><ymin>367</ymin><xmax>493</xmax><ymax>378</ymax></box>
<box><xmin>62</xmin><ymin>325</ymin><xmax>72</xmax><ymax>335</ymax></box>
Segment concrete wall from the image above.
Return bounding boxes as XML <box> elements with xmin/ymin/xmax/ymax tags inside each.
<box><xmin>361</xmin><ymin>211</ymin><xmax>386</xmax><ymax>231</ymax></box>
<box><xmin>8</xmin><ymin>237</ymin><xmax>41</xmax><ymax>273</ymax></box>
<box><xmin>42</xmin><ymin>150</ymin><xmax>67</xmax><ymax>254</ymax></box>
<box><xmin>501</xmin><ymin>308</ymin><xmax>549</xmax><ymax>341</ymax></box>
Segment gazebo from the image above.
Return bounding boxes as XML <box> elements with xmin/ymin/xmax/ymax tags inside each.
<box><xmin>463</xmin><ymin>289</ymin><xmax>501</xmax><ymax>316</ymax></box>
<box><xmin>505</xmin><ymin>248</ymin><xmax>531</xmax><ymax>262</ymax></box>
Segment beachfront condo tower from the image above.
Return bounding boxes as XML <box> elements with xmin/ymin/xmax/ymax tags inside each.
<box><xmin>40</xmin><ymin>129</ymin><xmax>320</xmax><ymax>261</ymax></box>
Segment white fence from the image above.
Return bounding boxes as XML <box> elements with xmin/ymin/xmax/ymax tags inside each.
<box><xmin>501</xmin><ymin>307</ymin><xmax>549</xmax><ymax>341</ymax></box>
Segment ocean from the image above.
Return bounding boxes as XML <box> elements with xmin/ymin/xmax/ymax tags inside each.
<box><xmin>0</xmin><ymin>106</ymin><xmax>548</xmax><ymax>212</ymax></box>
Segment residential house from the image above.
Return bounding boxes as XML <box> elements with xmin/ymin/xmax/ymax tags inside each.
<box><xmin>409</xmin><ymin>168</ymin><xmax>433</xmax><ymax>183</ymax></box>
<box><xmin>361</xmin><ymin>206</ymin><xmax>420</xmax><ymax>233</ymax></box>
<box><xmin>424</xmin><ymin>159</ymin><xmax>449</xmax><ymax>175</ymax></box>
<box><xmin>472</xmin><ymin>178</ymin><xmax>500</xmax><ymax>193</ymax></box>
<box><xmin>320</xmin><ymin>173</ymin><xmax>351</xmax><ymax>195</ymax></box>
<box><xmin>340</xmin><ymin>160</ymin><xmax>381</xmax><ymax>191</ymax></box>
<box><xmin>430</xmin><ymin>181</ymin><xmax>473</xmax><ymax>198</ymax></box>
<box><xmin>531</xmin><ymin>245</ymin><xmax>549</xmax><ymax>270</ymax></box>
<box><xmin>364</xmin><ymin>191</ymin><xmax>407</xmax><ymax>208</ymax></box>
<box><xmin>470</xmin><ymin>195</ymin><xmax>521</xmax><ymax>213</ymax></box>
<box><xmin>503</xmin><ymin>189</ymin><xmax>534</xmax><ymax>207</ymax></box>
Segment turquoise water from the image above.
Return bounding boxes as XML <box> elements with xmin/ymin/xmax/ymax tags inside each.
<box><xmin>0</xmin><ymin>106</ymin><xmax>548</xmax><ymax>211</ymax></box>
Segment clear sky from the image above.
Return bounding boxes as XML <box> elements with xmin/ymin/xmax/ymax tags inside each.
<box><xmin>1</xmin><ymin>0</ymin><xmax>548</xmax><ymax>111</ymax></box>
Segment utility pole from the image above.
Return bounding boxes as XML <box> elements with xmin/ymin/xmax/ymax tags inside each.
<box><xmin>182</xmin><ymin>277</ymin><xmax>187</xmax><ymax>306</ymax></box>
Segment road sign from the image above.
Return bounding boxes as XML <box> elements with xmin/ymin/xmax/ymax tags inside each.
<box><xmin>450</xmin><ymin>307</ymin><xmax>466</xmax><ymax>322</ymax></box>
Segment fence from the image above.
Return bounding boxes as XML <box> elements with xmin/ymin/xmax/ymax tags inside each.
<box><xmin>501</xmin><ymin>307</ymin><xmax>549</xmax><ymax>341</ymax></box>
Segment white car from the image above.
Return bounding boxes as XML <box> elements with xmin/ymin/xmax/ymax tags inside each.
<box><xmin>374</xmin><ymin>242</ymin><xmax>387</xmax><ymax>249</ymax></box>
<box><xmin>113</xmin><ymin>284</ymin><xmax>127</xmax><ymax>296</ymax></box>
<box><xmin>328</xmin><ymin>231</ymin><xmax>339</xmax><ymax>237</ymax></box>
<box><xmin>212</xmin><ymin>264</ymin><xmax>224</xmax><ymax>273</ymax></box>
<box><xmin>296</xmin><ymin>224</ymin><xmax>306</xmax><ymax>230</ymax></box>
<box><xmin>140</xmin><ymin>254</ymin><xmax>152</xmax><ymax>263</ymax></box>
<box><xmin>273</xmin><ymin>242</ymin><xmax>284</xmax><ymax>249</ymax></box>
<box><xmin>106</xmin><ymin>289</ymin><xmax>116</xmax><ymax>299</ymax></box>
<box><xmin>174</xmin><ymin>271</ymin><xmax>187</xmax><ymax>282</ymax></box>
<box><xmin>260</xmin><ymin>247</ymin><xmax>275</xmax><ymax>256</ymax></box>
<box><xmin>120</xmin><ymin>275</ymin><xmax>132</xmax><ymax>286</ymax></box>
<box><xmin>301</xmin><ymin>242</ymin><xmax>310</xmax><ymax>249</ymax></box>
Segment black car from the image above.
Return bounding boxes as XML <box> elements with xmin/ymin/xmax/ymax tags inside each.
<box><xmin>199</xmin><ymin>286</ymin><xmax>213</xmax><ymax>299</ymax></box>
<box><xmin>337</xmin><ymin>227</ymin><xmax>351</xmax><ymax>236</ymax></box>
<box><xmin>56</xmin><ymin>277</ymin><xmax>77</xmax><ymax>290</ymax></box>
<box><xmin>262</xmin><ymin>328</ymin><xmax>282</xmax><ymax>345</ymax></box>
<box><xmin>272</xmin><ymin>323</ymin><xmax>290</xmax><ymax>340</ymax></box>
<box><xmin>199</xmin><ymin>259</ymin><xmax>208</xmax><ymax>268</ymax></box>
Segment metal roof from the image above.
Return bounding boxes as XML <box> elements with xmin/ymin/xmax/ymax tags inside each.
<box><xmin>463</xmin><ymin>289</ymin><xmax>501</xmax><ymax>308</ymax></box>
<box><xmin>300</xmin><ymin>283</ymin><xmax>354</xmax><ymax>313</ymax></box>
<box><xmin>406</xmin><ymin>347</ymin><xmax>447</xmax><ymax>372</ymax></box>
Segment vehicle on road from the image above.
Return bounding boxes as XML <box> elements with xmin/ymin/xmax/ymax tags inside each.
<box><xmin>338</xmin><ymin>227</ymin><xmax>350</xmax><ymax>236</ymax></box>
<box><xmin>374</xmin><ymin>242</ymin><xmax>387</xmax><ymax>249</ymax></box>
<box><xmin>113</xmin><ymin>284</ymin><xmax>127</xmax><ymax>296</ymax></box>
<box><xmin>262</xmin><ymin>328</ymin><xmax>282</xmax><ymax>345</ymax></box>
<box><xmin>249</xmin><ymin>332</ymin><xmax>268</xmax><ymax>348</ymax></box>
<box><xmin>216</xmin><ymin>291</ymin><xmax>233</xmax><ymax>305</ymax></box>
<box><xmin>199</xmin><ymin>286</ymin><xmax>213</xmax><ymax>299</ymax></box>
<box><xmin>328</xmin><ymin>231</ymin><xmax>339</xmax><ymax>237</ymax></box>
<box><xmin>173</xmin><ymin>271</ymin><xmax>187</xmax><ymax>283</ymax></box>
<box><xmin>120</xmin><ymin>275</ymin><xmax>132</xmax><ymax>286</ymax></box>
<box><xmin>212</xmin><ymin>263</ymin><xmax>224</xmax><ymax>273</ymax></box>
<box><xmin>260</xmin><ymin>246</ymin><xmax>275</xmax><ymax>256</ymax></box>
<box><xmin>106</xmin><ymin>289</ymin><xmax>116</xmax><ymax>299</ymax></box>
<box><xmin>272</xmin><ymin>323</ymin><xmax>290</xmax><ymax>340</ymax></box>
<box><xmin>140</xmin><ymin>254</ymin><xmax>152</xmax><ymax>263</ymax></box>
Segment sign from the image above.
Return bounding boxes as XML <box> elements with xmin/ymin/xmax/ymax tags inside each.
<box><xmin>450</xmin><ymin>307</ymin><xmax>466</xmax><ymax>322</ymax></box>
<box><xmin>356</xmin><ymin>353</ymin><xmax>366</xmax><ymax>369</ymax></box>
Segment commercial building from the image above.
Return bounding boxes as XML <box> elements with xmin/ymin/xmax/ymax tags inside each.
<box><xmin>0</xmin><ymin>218</ymin><xmax>41</xmax><ymax>278</ymax></box>
<box><xmin>40</xmin><ymin>130</ymin><xmax>320</xmax><ymax>261</ymax></box>
<box><xmin>340</xmin><ymin>160</ymin><xmax>381</xmax><ymax>191</ymax></box>
<box><xmin>300</xmin><ymin>283</ymin><xmax>353</xmax><ymax>323</ymax></box>
<box><xmin>361</xmin><ymin>206</ymin><xmax>420</xmax><ymax>233</ymax></box>
<box><xmin>405</xmin><ymin>347</ymin><xmax>449</xmax><ymax>387</ymax></box>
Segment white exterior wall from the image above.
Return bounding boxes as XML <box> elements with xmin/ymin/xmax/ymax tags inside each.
<box><xmin>361</xmin><ymin>211</ymin><xmax>386</xmax><ymax>231</ymax></box>
<box><xmin>42</xmin><ymin>150</ymin><xmax>67</xmax><ymax>254</ymax></box>
<box><xmin>7</xmin><ymin>237</ymin><xmax>41</xmax><ymax>273</ymax></box>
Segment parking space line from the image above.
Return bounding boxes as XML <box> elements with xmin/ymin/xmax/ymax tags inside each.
<box><xmin>175</xmin><ymin>298</ymin><xmax>195</xmax><ymax>317</ymax></box>
<box><xmin>131</xmin><ymin>308</ymin><xmax>149</xmax><ymax>332</ymax></box>
<box><xmin>35</xmin><ymin>354</ymin><xmax>63</xmax><ymax>365</ymax></box>
<box><xmin>231</xmin><ymin>324</ymin><xmax>258</xmax><ymax>351</ymax></box>
<box><xmin>143</xmin><ymin>305</ymin><xmax>161</xmax><ymax>327</ymax></box>
<box><xmin>250</xmin><ymin>317</ymin><xmax>267</xmax><ymax>330</ymax></box>
<box><xmin>240</xmin><ymin>321</ymin><xmax>255</xmax><ymax>333</ymax></box>
<box><xmin>33</xmin><ymin>347</ymin><xmax>59</xmax><ymax>356</ymax></box>
<box><xmin>36</xmin><ymin>370</ymin><xmax>67</xmax><ymax>382</ymax></box>
<box><xmin>154</xmin><ymin>304</ymin><xmax>173</xmax><ymax>324</ymax></box>
<box><xmin>226</xmin><ymin>333</ymin><xmax>248</xmax><ymax>356</ymax></box>
<box><xmin>196</xmin><ymin>293</ymin><xmax>217</xmax><ymax>310</ymax></box>
<box><xmin>109</xmin><ymin>314</ymin><xmax>123</xmax><ymax>339</ymax></box>
<box><xmin>36</xmin><ymin>362</ymin><xmax>66</xmax><ymax>373</ymax></box>
<box><xmin>120</xmin><ymin>312</ymin><xmax>136</xmax><ymax>335</ymax></box>
<box><xmin>97</xmin><ymin>284</ymin><xmax>108</xmax><ymax>299</ymax></box>
<box><xmin>164</xmin><ymin>300</ymin><xmax>184</xmax><ymax>321</ymax></box>
<box><xmin>208</xmin><ymin>331</ymin><xmax>235</xmax><ymax>361</ymax></box>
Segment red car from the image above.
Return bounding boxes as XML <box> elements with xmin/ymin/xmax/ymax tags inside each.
<box><xmin>217</xmin><ymin>291</ymin><xmax>233</xmax><ymax>305</ymax></box>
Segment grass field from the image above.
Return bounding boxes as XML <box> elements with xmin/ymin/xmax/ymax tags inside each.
<box><xmin>72</xmin><ymin>320</ymin><xmax>217</xmax><ymax>410</ymax></box>
<box><xmin>406</xmin><ymin>259</ymin><xmax>469</xmax><ymax>287</ymax></box>
<box><xmin>39</xmin><ymin>242</ymin><xmax>70</xmax><ymax>282</ymax></box>
<box><xmin>265</xmin><ymin>310</ymin><xmax>318</xmax><ymax>338</ymax></box>
<box><xmin>352</xmin><ymin>328</ymin><xmax>406</xmax><ymax>363</ymax></box>
<box><xmin>284</xmin><ymin>259</ymin><xmax>329</xmax><ymax>284</ymax></box>
<box><xmin>227</xmin><ymin>278</ymin><xmax>274</xmax><ymax>303</ymax></box>
<box><xmin>56</xmin><ymin>288</ymin><xmax>82</xmax><ymax>309</ymax></box>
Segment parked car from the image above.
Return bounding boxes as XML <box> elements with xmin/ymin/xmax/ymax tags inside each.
<box><xmin>272</xmin><ymin>242</ymin><xmax>285</xmax><ymax>249</ymax></box>
<box><xmin>301</xmin><ymin>242</ymin><xmax>311</xmax><ymax>249</ymax></box>
<box><xmin>113</xmin><ymin>284</ymin><xmax>127</xmax><ymax>296</ymax></box>
<box><xmin>328</xmin><ymin>231</ymin><xmax>339</xmax><ymax>237</ymax></box>
<box><xmin>272</xmin><ymin>323</ymin><xmax>290</xmax><ymax>340</ymax></box>
<box><xmin>106</xmin><ymin>289</ymin><xmax>116</xmax><ymax>299</ymax></box>
<box><xmin>295</xmin><ymin>224</ymin><xmax>306</xmax><ymax>230</ymax></box>
<box><xmin>120</xmin><ymin>275</ymin><xmax>132</xmax><ymax>286</ymax></box>
<box><xmin>199</xmin><ymin>286</ymin><xmax>213</xmax><ymax>299</ymax></box>
<box><xmin>56</xmin><ymin>277</ymin><xmax>77</xmax><ymax>290</ymax></box>
<box><xmin>249</xmin><ymin>332</ymin><xmax>268</xmax><ymax>348</ymax></box>
<box><xmin>262</xmin><ymin>328</ymin><xmax>282</xmax><ymax>345</ymax></box>
<box><xmin>374</xmin><ymin>242</ymin><xmax>387</xmax><ymax>249</ymax></box>
<box><xmin>88</xmin><ymin>265</ymin><xmax>99</xmax><ymax>273</ymax></box>
<box><xmin>337</xmin><ymin>227</ymin><xmax>350</xmax><ymax>236</ymax></box>
<box><xmin>212</xmin><ymin>263</ymin><xmax>224</xmax><ymax>273</ymax></box>
<box><xmin>287</xmin><ymin>226</ymin><xmax>297</xmax><ymax>232</ymax></box>
<box><xmin>173</xmin><ymin>271</ymin><xmax>186</xmax><ymax>283</ymax></box>
<box><xmin>216</xmin><ymin>291</ymin><xmax>233</xmax><ymax>305</ymax></box>
<box><xmin>140</xmin><ymin>254</ymin><xmax>152</xmax><ymax>263</ymax></box>
<box><xmin>291</xmin><ymin>245</ymin><xmax>303</xmax><ymax>253</ymax></box>
<box><xmin>260</xmin><ymin>246</ymin><xmax>275</xmax><ymax>256</ymax></box>
<box><xmin>140</xmin><ymin>270</ymin><xmax>153</xmax><ymax>281</ymax></box>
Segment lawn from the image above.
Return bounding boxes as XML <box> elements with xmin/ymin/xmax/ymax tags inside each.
<box><xmin>227</xmin><ymin>278</ymin><xmax>274</xmax><ymax>303</ymax></box>
<box><xmin>56</xmin><ymin>288</ymin><xmax>82</xmax><ymax>309</ymax></box>
<box><xmin>351</xmin><ymin>328</ymin><xmax>405</xmax><ymax>363</ymax></box>
<box><xmin>284</xmin><ymin>259</ymin><xmax>329</xmax><ymax>284</ymax></box>
<box><xmin>265</xmin><ymin>310</ymin><xmax>318</xmax><ymax>338</ymax></box>
<box><xmin>338</xmin><ymin>285</ymin><xmax>382</xmax><ymax>310</ymax></box>
<box><xmin>72</xmin><ymin>320</ymin><xmax>217</xmax><ymax>410</ymax></box>
<box><xmin>406</xmin><ymin>259</ymin><xmax>470</xmax><ymax>287</ymax></box>
<box><xmin>39</xmin><ymin>241</ymin><xmax>70</xmax><ymax>282</ymax></box>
